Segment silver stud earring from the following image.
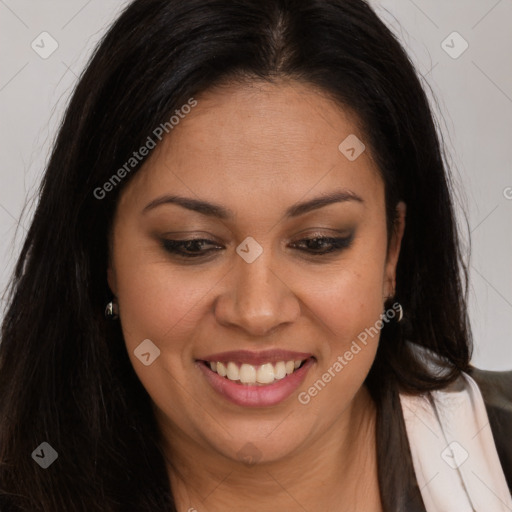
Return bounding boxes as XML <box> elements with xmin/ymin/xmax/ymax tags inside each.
<box><xmin>395</xmin><ymin>302</ymin><xmax>404</xmax><ymax>322</ymax></box>
<box><xmin>104</xmin><ymin>300</ymin><xmax>119</xmax><ymax>320</ymax></box>
<box><xmin>385</xmin><ymin>294</ymin><xmax>404</xmax><ymax>323</ymax></box>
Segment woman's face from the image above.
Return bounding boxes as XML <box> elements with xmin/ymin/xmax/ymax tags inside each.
<box><xmin>108</xmin><ymin>80</ymin><xmax>405</xmax><ymax>464</ymax></box>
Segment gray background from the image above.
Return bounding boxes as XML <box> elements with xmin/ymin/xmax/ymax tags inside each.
<box><xmin>0</xmin><ymin>0</ymin><xmax>511</xmax><ymax>369</ymax></box>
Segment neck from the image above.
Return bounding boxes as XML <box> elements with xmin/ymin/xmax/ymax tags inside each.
<box><xmin>157</xmin><ymin>385</ymin><xmax>382</xmax><ymax>512</ymax></box>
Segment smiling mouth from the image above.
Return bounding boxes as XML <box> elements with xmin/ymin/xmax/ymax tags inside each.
<box><xmin>200</xmin><ymin>358</ymin><xmax>310</xmax><ymax>386</ymax></box>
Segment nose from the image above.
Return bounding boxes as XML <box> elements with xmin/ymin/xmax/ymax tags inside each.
<box><xmin>213</xmin><ymin>249</ymin><xmax>301</xmax><ymax>337</ymax></box>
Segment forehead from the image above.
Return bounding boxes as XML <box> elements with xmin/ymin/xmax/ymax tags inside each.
<box><xmin>119</xmin><ymin>80</ymin><xmax>383</xmax><ymax>213</ymax></box>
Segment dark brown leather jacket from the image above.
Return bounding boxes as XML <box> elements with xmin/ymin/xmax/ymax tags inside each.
<box><xmin>400</xmin><ymin>367</ymin><xmax>512</xmax><ymax>512</ymax></box>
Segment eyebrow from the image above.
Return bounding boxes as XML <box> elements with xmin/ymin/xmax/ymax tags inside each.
<box><xmin>142</xmin><ymin>189</ymin><xmax>364</xmax><ymax>219</ymax></box>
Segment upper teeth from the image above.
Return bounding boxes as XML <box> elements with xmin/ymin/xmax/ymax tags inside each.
<box><xmin>209</xmin><ymin>360</ymin><xmax>304</xmax><ymax>385</ymax></box>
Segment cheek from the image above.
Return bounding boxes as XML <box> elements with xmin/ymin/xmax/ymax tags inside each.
<box><xmin>314</xmin><ymin>266</ymin><xmax>385</xmax><ymax>328</ymax></box>
<box><xmin>113</xmin><ymin>255</ymin><xmax>216</xmax><ymax>416</ymax></box>
<box><xmin>301</xmin><ymin>238</ymin><xmax>388</xmax><ymax>350</ymax></box>
<box><xmin>115</xmin><ymin>257</ymin><xmax>213</xmax><ymax>351</ymax></box>
<box><xmin>295</xmin><ymin>252</ymin><xmax>386</xmax><ymax>416</ymax></box>
<box><xmin>299</xmin><ymin>277</ymin><xmax>384</xmax><ymax>385</ymax></box>
<box><xmin>109</xmin><ymin>221</ymin><xmax>212</xmax><ymax>355</ymax></box>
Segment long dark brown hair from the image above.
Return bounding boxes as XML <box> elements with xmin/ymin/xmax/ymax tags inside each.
<box><xmin>0</xmin><ymin>0</ymin><xmax>471</xmax><ymax>510</ymax></box>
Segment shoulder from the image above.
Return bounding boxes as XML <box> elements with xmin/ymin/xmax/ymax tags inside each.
<box><xmin>467</xmin><ymin>366</ymin><xmax>512</xmax><ymax>405</ymax></box>
<box><xmin>467</xmin><ymin>366</ymin><xmax>512</xmax><ymax>492</ymax></box>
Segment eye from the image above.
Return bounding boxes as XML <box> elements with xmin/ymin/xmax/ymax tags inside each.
<box><xmin>289</xmin><ymin>235</ymin><xmax>353</xmax><ymax>256</ymax></box>
<box><xmin>161</xmin><ymin>238</ymin><xmax>223</xmax><ymax>258</ymax></box>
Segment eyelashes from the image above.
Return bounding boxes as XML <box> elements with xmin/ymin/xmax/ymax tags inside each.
<box><xmin>161</xmin><ymin>238</ymin><xmax>222</xmax><ymax>258</ymax></box>
<box><xmin>161</xmin><ymin>234</ymin><xmax>354</xmax><ymax>260</ymax></box>
<box><xmin>292</xmin><ymin>235</ymin><xmax>353</xmax><ymax>255</ymax></box>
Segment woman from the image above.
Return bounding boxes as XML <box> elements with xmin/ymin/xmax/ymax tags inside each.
<box><xmin>0</xmin><ymin>0</ymin><xmax>510</xmax><ymax>510</ymax></box>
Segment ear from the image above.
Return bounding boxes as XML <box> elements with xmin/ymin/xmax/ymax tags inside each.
<box><xmin>383</xmin><ymin>201</ymin><xmax>406</xmax><ymax>299</ymax></box>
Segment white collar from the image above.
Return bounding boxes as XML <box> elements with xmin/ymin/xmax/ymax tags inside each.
<box><xmin>400</xmin><ymin>370</ymin><xmax>512</xmax><ymax>511</ymax></box>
